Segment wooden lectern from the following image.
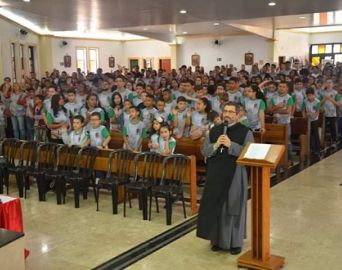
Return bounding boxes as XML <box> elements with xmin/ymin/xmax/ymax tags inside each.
<box><xmin>237</xmin><ymin>143</ymin><xmax>285</xmax><ymax>270</ymax></box>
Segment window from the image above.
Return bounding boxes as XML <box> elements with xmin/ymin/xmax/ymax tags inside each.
<box><xmin>20</xmin><ymin>44</ymin><xmax>25</xmax><ymax>79</ymax></box>
<box><xmin>88</xmin><ymin>48</ymin><xmax>99</xmax><ymax>73</ymax></box>
<box><xmin>76</xmin><ymin>48</ymin><xmax>87</xmax><ymax>72</ymax></box>
<box><xmin>310</xmin><ymin>43</ymin><xmax>342</xmax><ymax>65</ymax></box>
<box><xmin>28</xmin><ymin>46</ymin><xmax>36</xmax><ymax>75</ymax></box>
<box><xmin>76</xmin><ymin>47</ymin><xmax>99</xmax><ymax>73</ymax></box>
<box><xmin>11</xmin><ymin>43</ymin><xmax>17</xmax><ymax>82</ymax></box>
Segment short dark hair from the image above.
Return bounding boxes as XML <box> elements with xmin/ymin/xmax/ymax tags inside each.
<box><xmin>145</xmin><ymin>94</ymin><xmax>154</xmax><ymax>100</ymax></box>
<box><xmin>73</xmin><ymin>115</ymin><xmax>85</xmax><ymax>123</ymax></box>
<box><xmin>306</xmin><ymin>87</ymin><xmax>315</xmax><ymax>95</ymax></box>
<box><xmin>67</xmin><ymin>89</ymin><xmax>76</xmax><ymax>95</ymax></box>
<box><xmin>136</xmin><ymin>83</ymin><xmax>145</xmax><ymax>89</ymax></box>
<box><xmin>223</xmin><ymin>101</ymin><xmax>241</xmax><ymax>114</ymax></box>
<box><xmin>35</xmin><ymin>94</ymin><xmax>44</xmax><ymax>101</ymax></box>
<box><xmin>294</xmin><ymin>78</ymin><xmax>302</xmax><ymax>84</ymax></box>
<box><xmin>228</xmin><ymin>77</ymin><xmax>239</xmax><ymax>83</ymax></box>
<box><xmin>129</xmin><ymin>105</ymin><xmax>140</xmax><ymax>113</ymax></box>
<box><xmin>90</xmin><ymin>112</ymin><xmax>101</xmax><ymax>119</ymax></box>
<box><xmin>176</xmin><ymin>96</ymin><xmax>187</xmax><ymax>103</ymax></box>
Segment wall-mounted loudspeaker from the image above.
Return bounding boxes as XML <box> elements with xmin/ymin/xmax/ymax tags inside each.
<box><xmin>19</xmin><ymin>29</ymin><xmax>28</xmax><ymax>35</ymax></box>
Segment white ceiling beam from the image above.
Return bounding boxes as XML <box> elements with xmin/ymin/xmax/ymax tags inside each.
<box><xmin>228</xmin><ymin>23</ymin><xmax>274</xmax><ymax>39</ymax></box>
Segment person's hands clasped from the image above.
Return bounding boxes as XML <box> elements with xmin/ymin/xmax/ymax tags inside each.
<box><xmin>214</xmin><ymin>135</ymin><xmax>231</xmax><ymax>150</ymax></box>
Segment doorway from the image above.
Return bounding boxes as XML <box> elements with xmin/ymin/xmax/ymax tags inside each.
<box><xmin>159</xmin><ymin>58</ymin><xmax>171</xmax><ymax>72</ymax></box>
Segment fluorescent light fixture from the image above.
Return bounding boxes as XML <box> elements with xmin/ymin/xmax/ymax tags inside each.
<box><xmin>182</xmin><ymin>31</ymin><xmax>188</xmax><ymax>34</ymax></box>
<box><xmin>268</xmin><ymin>2</ymin><xmax>276</xmax><ymax>6</ymax></box>
<box><xmin>327</xmin><ymin>11</ymin><xmax>334</xmax><ymax>24</ymax></box>
<box><xmin>336</xmin><ymin>11</ymin><xmax>342</xmax><ymax>24</ymax></box>
<box><xmin>299</xmin><ymin>16</ymin><xmax>306</xmax><ymax>19</ymax></box>
<box><xmin>213</xmin><ymin>22</ymin><xmax>220</xmax><ymax>26</ymax></box>
<box><xmin>179</xmin><ymin>9</ymin><xmax>187</xmax><ymax>14</ymax></box>
<box><xmin>23</xmin><ymin>0</ymin><xmax>30</xmax><ymax>2</ymax></box>
<box><xmin>292</xmin><ymin>25</ymin><xmax>342</xmax><ymax>33</ymax></box>
<box><xmin>313</xmin><ymin>13</ymin><xmax>320</xmax><ymax>25</ymax></box>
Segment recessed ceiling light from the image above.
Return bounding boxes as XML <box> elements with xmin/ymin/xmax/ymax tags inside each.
<box><xmin>143</xmin><ymin>28</ymin><xmax>148</xmax><ymax>31</ymax></box>
<box><xmin>23</xmin><ymin>0</ymin><xmax>30</xmax><ymax>2</ymax></box>
<box><xmin>213</xmin><ymin>22</ymin><xmax>220</xmax><ymax>26</ymax></box>
<box><xmin>179</xmin><ymin>9</ymin><xmax>187</xmax><ymax>14</ymax></box>
<box><xmin>299</xmin><ymin>16</ymin><xmax>306</xmax><ymax>19</ymax></box>
<box><xmin>268</xmin><ymin>2</ymin><xmax>276</xmax><ymax>6</ymax></box>
<box><xmin>182</xmin><ymin>31</ymin><xmax>188</xmax><ymax>34</ymax></box>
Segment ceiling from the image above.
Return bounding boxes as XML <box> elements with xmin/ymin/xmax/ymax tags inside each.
<box><xmin>1</xmin><ymin>0</ymin><xmax>342</xmax><ymax>41</ymax></box>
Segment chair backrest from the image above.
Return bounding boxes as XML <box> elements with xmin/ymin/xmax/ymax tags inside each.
<box><xmin>160</xmin><ymin>154</ymin><xmax>190</xmax><ymax>186</ymax></box>
<box><xmin>0</xmin><ymin>138</ymin><xmax>21</xmax><ymax>166</ymax></box>
<box><xmin>19</xmin><ymin>141</ymin><xmax>38</xmax><ymax>169</ymax></box>
<box><xmin>34</xmin><ymin>126</ymin><xmax>48</xmax><ymax>142</ymax></box>
<box><xmin>36</xmin><ymin>142</ymin><xmax>58</xmax><ymax>170</ymax></box>
<box><xmin>133</xmin><ymin>152</ymin><xmax>162</xmax><ymax>183</ymax></box>
<box><xmin>56</xmin><ymin>144</ymin><xmax>81</xmax><ymax>172</ymax></box>
<box><xmin>107</xmin><ymin>149</ymin><xmax>134</xmax><ymax>181</ymax></box>
<box><xmin>78</xmin><ymin>146</ymin><xmax>99</xmax><ymax>177</ymax></box>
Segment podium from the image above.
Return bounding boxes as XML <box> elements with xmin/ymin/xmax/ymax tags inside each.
<box><xmin>237</xmin><ymin>143</ymin><xmax>285</xmax><ymax>270</ymax></box>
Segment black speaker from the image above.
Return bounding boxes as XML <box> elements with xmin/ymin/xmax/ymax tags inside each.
<box><xmin>62</xmin><ymin>41</ymin><xmax>68</xmax><ymax>46</ymax></box>
<box><xmin>19</xmin><ymin>29</ymin><xmax>28</xmax><ymax>35</ymax></box>
<box><xmin>214</xmin><ymin>40</ymin><xmax>219</xmax><ymax>45</ymax></box>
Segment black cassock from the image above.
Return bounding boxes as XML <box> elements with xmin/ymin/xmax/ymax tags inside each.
<box><xmin>197</xmin><ymin>122</ymin><xmax>249</xmax><ymax>240</ymax></box>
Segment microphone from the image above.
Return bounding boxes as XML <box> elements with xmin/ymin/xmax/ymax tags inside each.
<box><xmin>220</xmin><ymin>122</ymin><xmax>228</xmax><ymax>153</ymax></box>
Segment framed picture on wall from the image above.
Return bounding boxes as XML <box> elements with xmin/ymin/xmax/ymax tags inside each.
<box><xmin>244</xmin><ymin>52</ymin><xmax>254</xmax><ymax>65</ymax></box>
<box><xmin>191</xmin><ymin>54</ymin><xmax>200</xmax><ymax>66</ymax></box>
<box><xmin>109</xmin><ymin>56</ymin><xmax>115</xmax><ymax>68</ymax></box>
<box><xmin>64</xmin><ymin>55</ymin><xmax>72</xmax><ymax>68</ymax></box>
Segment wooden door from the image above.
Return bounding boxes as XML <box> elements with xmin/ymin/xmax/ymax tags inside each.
<box><xmin>159</xmin><ymin>59</ymin><xmax>171</xmax><ymax>72</ymax></box>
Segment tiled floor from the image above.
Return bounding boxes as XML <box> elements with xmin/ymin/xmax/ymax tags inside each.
<box><xmin>6</xmin><ymin>150</ymin><xmax>342</xmax><ymax>270</ymax></box>
<box><xmin>9</xmin><ymin>184</ymin><xmax>191</xmax><ymax>270</ymax></box>
<box><xmin>129</xmin><ymin>151</ymin><xmax>342</xmax><ymax>270</ymax></box>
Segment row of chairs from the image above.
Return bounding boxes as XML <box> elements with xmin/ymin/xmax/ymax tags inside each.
<box><xmin>0</xmin><ymin>138</ymin><xmax>189</xmax><ymax>225</ymax></box>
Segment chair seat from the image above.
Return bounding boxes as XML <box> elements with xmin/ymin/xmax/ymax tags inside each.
<box><xmin>126</xmin><ymin>182</ymin><xmax>153</xmax><ymax>191</ymax></box>
<box><xmin>99</xmin><ymin>176</ymin><xmax>129</xmax><ymax>186</ymax></box>
<box><xmin>151</xmin><ymin>185</ymin><xmax>181</xmax><ymax>195</ymax></box>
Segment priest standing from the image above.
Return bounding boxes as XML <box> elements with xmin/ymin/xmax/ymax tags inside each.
<box><xmin>197</xmin><ymin>101</ymin><xmax>254</xmax><ymax>255</ymax></box>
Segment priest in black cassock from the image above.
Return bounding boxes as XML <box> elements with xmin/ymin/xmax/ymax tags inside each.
<box><xmin>197</xmin><ymin>101</ymin><xmax>254</xmax><ymax>255</ymax></box>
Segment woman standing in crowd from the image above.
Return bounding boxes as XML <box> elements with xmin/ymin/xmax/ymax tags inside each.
<box><xmin>46</xmin><ymin>94</ymin><xmax>69</xmax><ymax>144</ymax></box>
<box><xmin>10</xmin><ymin>83</ymin><xmax>27</xmax><ymax>140</ymax></box>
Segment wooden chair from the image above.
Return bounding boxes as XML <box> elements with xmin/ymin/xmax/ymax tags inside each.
<box><xmin>291</xmin><ymin>117</ymin><xmax>311</xmax><ymax>169</ymax></box>
<box><xmin>263</xmin><ymin>123</ymin><xmax>288</xmax><ymax>179</ymax></box>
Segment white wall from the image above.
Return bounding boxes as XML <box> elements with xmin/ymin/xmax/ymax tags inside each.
<box><xmin>177</xmin><ymin>35</ymin><xmax>273</xmax><ymax>71</ymax></box>
<box><xmin>51</xmin><ymin>38</ymin><xmax>123</xmax><ymax>74</ymax></box>
<box><xmin>122</xmin><ymin>40</ymin><xmax>171</xmax><ymax>69</ymax></box>
<box><xmin>310</xmin><ymin>32</ymin><xmax>342</xmax><ymax>44</ymax></box>
<box><xmin>0</xmin><ymin>16</ymin><xmax>40</xmax><ymax>81</ymax></box>
<box><xmin>274</xmin><ymin>30</ymin><xmax>310</xmax><ymax>62</ymax></box>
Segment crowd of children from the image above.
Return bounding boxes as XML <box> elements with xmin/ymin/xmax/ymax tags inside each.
<box><xmin>1</xmin><ymin>61</ymin><xmax>342</xmax><ymax>158</ymax></box>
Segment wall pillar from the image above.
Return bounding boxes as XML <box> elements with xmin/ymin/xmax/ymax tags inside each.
<box><xmin>169</xmin><ymin>44</ymin><xmax>181</xmax><ymax>69</ymax></box>
<box><xmin>38</xmin><ymin>35</ymin><xmax>53</xmax><ymax>76</ymax></box>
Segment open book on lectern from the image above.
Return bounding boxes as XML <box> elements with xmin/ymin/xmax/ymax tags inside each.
<box><xmin>244</xmin><ymin>143</ymin><xmax>271</xmax><ymax>160</ymax></box>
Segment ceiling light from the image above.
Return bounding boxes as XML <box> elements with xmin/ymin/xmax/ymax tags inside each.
<box><xmin>143</xmin><ymin>28</ymin><xmax>148</xmax><ymax>31</ymax></box>
<box><xmin>299</xmin><ymin>16</ymin><xmax>306</xmax><ymax>19</ymax></box>
<box><xmin>23</xmin><ymin>0</ymin><xmax>30</xmax><ymax>2</ymax></box>
<box><xmin>182</xmin><ymin>31</ymin><xmax>188</xmax><ymax>34</ymax></box>
<box><xmin>213</xmin><ymin>22</ymin><xmax>220</xmax><ymax>26</ymax></box>
<box><xmin>268</xmin><ymin>2</ymin><xmax>276</xmax><ymax>6</ymax></box>
<box><xmin>179</xmin><ymin>9</ymin><xmax>187</xmax><ymax>14</ymax></box>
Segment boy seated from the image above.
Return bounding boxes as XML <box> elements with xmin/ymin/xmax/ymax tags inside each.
<box><xmin>61</xmin><ymin>115</ymin><xmax>90</xmax><ymax>147</ymax></box>
<box><xmin>88</xmin><ymin>112</ymin><xmax>111</xmax><ymax>149</ymax></box>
